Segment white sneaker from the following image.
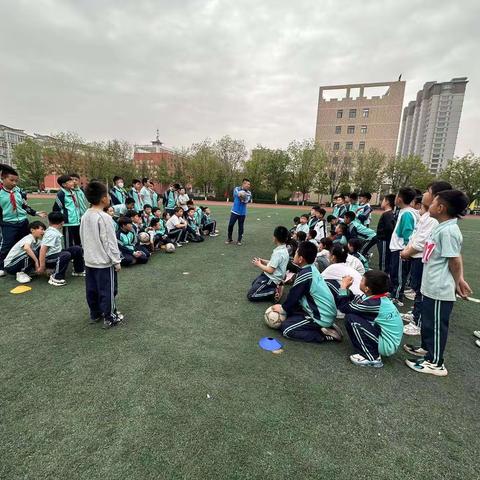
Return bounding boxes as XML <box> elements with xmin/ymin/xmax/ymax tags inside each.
<box><xmin>476</xmin><ymin>340</ymin><xmax>480</xmax><ymax>348</ymax></box>
<box><xmin>0</xmin><ymin>269</ymin><xmax>5</xmax><ymax>277</ymax></box>
<box><xmin>71</xmin><ymin>271</ymin><xmax>86</xmax><ymax>277</ymax></box>
<box><xmin>473</xmin><ymin>331</ymin><xmax>480</xmax><ymax>340</ymax></box>
<box><xmin>350</xmin><ymin>354</ymin><xmax>383</xmax><ymax>368</ymax></box>
<box><xmin>404</xmin><ymin>291</ymin><xmax>416</xmax><ymax>301</ymax></box>
<box><xmin>16</xmin><ymin>272</ymin><xmax>32</xmax><ymax>284</ymax></box>
<box><xmin>209</xmin><ymin>233</ymin><xmax>219</xmax><ymax>237</ymax></box>
<box><xmin>401</xmin><ymin>313</ymin><xmax>414</xmax><ymax>324</ymax></box>
<box><xmin>48</xmin><ymin>275</ymin><xmax>66</xmax><ymax>287</ymax></box>
<box><xmin>175</xmin><ymin>242</ymin><xmax>182</xmax><ymax>247</ymax></box>
<box><xmin>403</xmin><ymin>323</ymin><xmax>421</xmax><ymax>336</ymax></box>
<box><xmin>336</xmin><ymin>310</ymin><xmax>345</xmax><ymax>319</ymax></box>
<box><xmin>405</xmin><ymin>358</ymin><xmax>448</xmax><ymax>377</ymax></box>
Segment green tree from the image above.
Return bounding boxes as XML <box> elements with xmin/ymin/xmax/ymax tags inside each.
<box><xmin>442</xmin><ymin>153</ymin><xmax>480</xmax><ymax>204</ymax></box>
<box><xmin>46</xmin><ymin>132</ymin><xmax>86</xmax><ymax>175</ymax></box>
<box><xmin>243</xmin><ymin>146</ymin><xmax>267</xmax><ymax>194</ymax></box>
<box><xmin>353</xmin><ymin>148</ymin><xmax>386</xmax><ymax>193</ymax></box>
<box><xmin>384</xmin><ymin>155</ymin><xmax>434</xmax><ymax>192</ymax></box>
<box><xmin>188</xmin><ymin>140</ymin><xmax>220</xmax><ymax>199</ymax></box>
<box><xmin>13</xmin><ymin>138</ymin><xmax>48</xmax><ymax>190</ymax></box>
<box><xmin>262</xmin><ymin>148</ymin><xmax>291</xmax><ymax>204</ymax></box>
<box><xmin>322</xmin><ymin>146</ymin><xmax>351</xmax><ymax>204</ymax></box>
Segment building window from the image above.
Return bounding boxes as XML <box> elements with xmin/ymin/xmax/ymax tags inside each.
<box><xmin>347</xmin><ymin>125</ymin><xmax>355</xmax><ymax>134</ymax></box>
<box><xmin>333</xmin><ymin>142</ymin><xmax>340</xmax><ymax>151</ymax></box>
<box><xmin>346</xmin><ymin>142</ymin><xmax>353</xmax><ymax>150</ymax></box>
<box><xmin>362</xmin><ymin>108</ymin><xmax>369</xmax><ymax>118</ymax></box>
<box><xmin>359</xmin><ymin>142</ymin><xmax>365</xmax><ymax>151</ymax></box>
<box><xmin>349</xmin><ymin>109</ymin><xmax>357</xmax><ymax>118</ymax></box>
<box><xmin>360</xmin><ymin>125</ymin><xmax>367</xmax><ymax>134</ymax></box>
<box><xmin>337</xmin><ymin>110</ymin><xmax>343</xmax><ymax>118</ymax></box>
<box><xmin>335</xmin><ymin>126</ymin><xmax>342</xmax><ymax>134</ymax></box>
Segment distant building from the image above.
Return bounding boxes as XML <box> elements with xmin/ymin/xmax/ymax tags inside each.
<box><xmin>315</xmin><ymin>80</ymin><xmax>405</xmax><ymax>158</ymax></box>
<box><xmin>133</xmin><ymin>130</ymin><xmax>175</xmax><ymax>176</ymax></box>
<box><xmin>0</xmin><ymin>124</ymin><xmax>29</xmax><ymax>167</ymax></box>
<box><xmin>398</xmin><ymin>77</ymin><xmax>468</xmax><ymax>174</ymax></box>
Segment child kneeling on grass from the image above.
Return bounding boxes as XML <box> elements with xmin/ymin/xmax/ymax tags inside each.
<box><xmin>271</xmin><ymin>241</ymin><xmax>341</xmax><ymax>344</ymax></box>
<box><xmin>247</xmin><ymin>226</ymin><xmax>290</xmax><ymax>302</ymax></box>
<box><xmin>337</xmin><ymin>270</ymin><xmax>403</xmax><ymax>368</ymax></box>
<box><xmin>80</xmin><ymin>181</ymin><xmax>123</xmax><ymax>328</ymax></box>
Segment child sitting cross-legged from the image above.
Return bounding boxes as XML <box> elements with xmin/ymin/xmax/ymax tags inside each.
<box><xmin>272</xmin><ymin>241</ymin><xmax>341</xmax><ymax>343</ymax></box>
<box><xmin>247</xmin><ymin>226</ymin><xmax>290</xmax><ymax>302</ymax></box>
<box><xmin>38</xmin><ymin>211</ymin><xmax>85</xmax><ymax>286</ymax></box>
<box><xmin>186</xmin><ymin>207</ymin><xmax>205</xmax><ymax>242</ymax></box>
<box><xmin>338</xmin><ymin>270</ymin><xmax>403</xmax><ymax>368</ymax></box>
<box><xmin>166</xmin><ymin>206</ymin><xmax>188</xmax><ymax>246</ymax></box>
<box><xmin>116</xmin><ymin>217</ymin><xmax>149</xmax><ymax>266</ymax></box>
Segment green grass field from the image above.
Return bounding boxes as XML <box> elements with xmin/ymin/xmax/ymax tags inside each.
<box><xmin>1</xmin><ymin>199</ymin><xmax>479</xmax><ymax>480</ymax></box>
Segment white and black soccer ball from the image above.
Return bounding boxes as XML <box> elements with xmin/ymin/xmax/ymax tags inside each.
<box><xmin>165</xmin><ymin>243</ymin><xmax>176</xmax><ymax>253</ymax></box>
<box><xmin>264</xmin><ymin>306</ymin><xmax>286</xmax><ymax>329</ymax></box>
<box><xmin>139</xmin><ymin>232</ymin><xmax>151</xmax><ymax>244</ymax></box>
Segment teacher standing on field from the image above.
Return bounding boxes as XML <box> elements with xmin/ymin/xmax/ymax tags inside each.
<box><xmin>225</xmin><ymin>178</ymin><xmax>252</xmax><ymax>246</ymax></box>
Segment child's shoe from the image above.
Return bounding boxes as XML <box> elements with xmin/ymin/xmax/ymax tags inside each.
<box><xmin>403</xmin><ymin>323</ymin><xmax>421</xmax><ymax>336</ymax></box>
<box><xmin>0</xmin><ymin>269</ymin><xmax>6</xmax><ymax>277</ymax></box>
<box><xmin>350</xmin><ymin>354</ymin><xmax>383</xmax><ymax>368</ymax></box>
<box><xmin>473</xmin><ymin>331</ymin><xmax>480</xmax><ymax>340</ymax></box>
<box><xmin>72</xmin><ymin>271</ymin><xmax>86</xmax><ymax>277</ymax></box>
<box><xmin>405</xmin><ymin>358</ymin><xmax>448</xmax><ymax>377</ymax></box>
<box><xmin>16</xmin><ymin>272</ymin><xmax>32</xmax><ymax>284</ymax></box>
<box><xmin>401</xmin><ymin>312</ymin><xmax>414</xmax><ymax>324</ymax></box>
<box><xmin>321</xmin><ymin>323</ymin><xmax>343</xmax><ymax>342</ymax></box>
<box><xmin>48</xmin><ymin>275</ymin><xmax>66</xmax><ymax>287</ymax></box>
<box><xmin>403</xmin><ymin>344</ymin><xmax>427</xmax><ymax>357</ymax></box>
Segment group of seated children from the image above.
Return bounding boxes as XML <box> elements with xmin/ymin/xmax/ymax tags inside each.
<box><xmin>249</xmin><ymin>184</ymin><xmax>472</xmax><ymax>377</ymax></box>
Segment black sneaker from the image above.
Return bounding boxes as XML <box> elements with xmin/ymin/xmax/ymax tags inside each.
<box><xmin>225</xmin><ymin>239</ymin><xmax>233</xmax><ymax>244</ymax></box>
<box><xmin>102</xmin><ymin>319</ymin><xmax>114</xmax><ymax>329</ymax></box>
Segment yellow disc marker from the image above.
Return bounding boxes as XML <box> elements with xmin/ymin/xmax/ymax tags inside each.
<box><xmin>10</xmin><ymin>285</ymin><xmax>32</xmax><ymax>294</ymax></box>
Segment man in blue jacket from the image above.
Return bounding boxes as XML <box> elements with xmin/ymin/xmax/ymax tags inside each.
<box><xmin>225</xmin><ymin>178</ymin><xmax>251</xmax><ymax>246</ymax></box>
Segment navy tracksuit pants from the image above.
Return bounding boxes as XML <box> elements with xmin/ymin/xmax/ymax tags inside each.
<box><xmin>46</xmin><ymin>246</ymin><xmax>84</xmax><ymax>280</ymax></box>
<box><xmin>247</xmin><ymin>273</ymin><xmax>277</xmax><ymax>302</ymax></box>
<box><xmin>390</xmin><ymin>251</ymin><xmax>411</xmax><ymax>301</ymax></box>
<box><xmin>409</xmin><ymin>258</ymin><xmax>424</xmax><ymax>326</ymax></box>
<box><xmin>227</xmin><ymin>213</ymin><xmax>246</xmax><ymax>242</ymax></box>
<box><xmin>85</xmin><ymin>266</ymin><xmax>118</xmax><ymax>321</ymax></box>
<box><xmin>420</xmin><ymin>296</ymin><xmax>454</xmax><ymax>366</ymax></box>
<box><xmin>280</xmin><ymin>313</ymin><xmax>327</xmax><ymax>343</ymax></box>
<box><xmin>377</xmin><ymin>240</ymin><xmax>392</xmax><ymax>275</ymax></box>
<box><xmin>345</xmin><ymin>314</ymin><xmax>382</xmax><ymax>360</ymax></box>
<box><xmin>0</xmin><ymin>219</ymin><xmax>30</xmax><ymax>269</ymax></box>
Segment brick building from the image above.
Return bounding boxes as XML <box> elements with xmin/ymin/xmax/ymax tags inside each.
<box><xmin>133</xmin><ymin>131</ymin><xmax>175</xmax><ymax>176</ymax></box>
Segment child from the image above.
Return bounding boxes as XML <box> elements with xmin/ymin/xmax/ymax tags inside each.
<box><xmin>348</xmin><ymin>238</ymin><xmax>369</xmax><ymax>271</ymax></box>
<box><xmin>400</xmin><ymin>181</ymin><xmax>452</xmax><ymax>335</ymax></box>
<box><xmin>290</xmin><ymin>216</ymin><xmax>301</xmax><ymax>234</ymax></box>
<box><xmin>4</xmin><ymin>221</ymin><xmax>45</xmax><ymax>284</ymax></box>
<box><xmin>346</xmin><ymin>192</ymin><xmax>360</xmax><ymax>213</ymax></box>
<box><xmin>109</xmin><ymin>176</ymin><xmax>127</xmax><ymax>208</ymax></box>
<box><xmin>38</xmin><ymin>211</ymin><xmax>85</xmax><ymax>286</ymax></box>
<box><xmin>0</xmin><ymin>164</ymin><xmax>47</xmax><ymax>276</ymax></box>
<box><xmin>186</xmin><ymin>207</ymin><xmax>204</xmax><ymax>242</ymax></box>
<box><xmin>309</xmin><ymin>206</ymin><xmax>327</xmax><ymax>239</ymax></box>
<box><xmin>356</xmin><ymin>192</ymin><xmax>372</xmax><ymax>227</ymax></box>
<box><xmin>129</xmin><ymin>179</ymin><xmax>144</xmax><ymax>212</ymax></box>
<box><xmin>166</xmin><ymin>206</ymin><xmax>188</xmax><ymax>246</ymax></box>
<box><xmin>201</xmin><ymin>207</ymin><xmax>218</xmax><ymax>237</ymax></box>
<box><xmin>295</xmin><ymin>214</ymin><xmax>309</xmax><ymax>234</ymax></box>
<box><xmin>316</xmin><ymin>237</ymin><xmax>332</xmax><ymax>273</ymax></box>
<box><xmin>389</xmin><ymin>187</ymin><xmax>418</xmax><ymax>306</ymax></box>
<box><xmin>338</xmin><ymin>270</ymin><xmax>403</xmax><ymax>368</ymax></box>
<box><xmin>142</xmin><ymin>204</ymin><xmax>154</xmax><ymax>229</ymax></box>
<box><xmin>69</xmin><ymin>173</ymin><xmax>89</xmax><ymax>217</ymax></box>
<box><xmin>104</xmin><ymin>205</ymin><xmax>118</xmax><ymax>231</ymax></box>
<box><xmin>53</xmin><ymin>175</ymin><xmax>82</xmax><ymax>247</ymax></box>
<box><xmin>307</xmin><ymin>229</ymin><xmax>318</xmax><ymax>247</ymax></box>
<box><xmin>125</xmin><ymin>197</ymin><xmax>136</xmax><ymax>213</ymax></box>
<box><xmin>177</xmin><ymin>187</ymin><xmax>190</xmax><ymax>213</ymax></box>
<box><xmin>326</xmin><ymin>214</ymin><xmax>338</xmax><ymax>236</ymax></box>
<box><xmin>140</xmin><ymin>178</ymin><xmax>157</xmax><ymax>208</ymax></box>
<box><xmin>332</xmin><ymin>195</ymin><xmax>346</xmax><ymax>219</ymax></box>
<box><xmin>80</xmin><ymin>181</ymin><xmax>123</xmax><ymax>328</ymax></box>
<box><xmin>126</xmin><ymin>211</ymin><xmax>144</xmax><ymax>236</ymax></box>
<box><xmin>343</xmin><ymin>211</ymin><xmax>377</xmax><ymax>256</ymax></box>
<box><xmin>376</xmin><ymin>194</ymin><xmax>396</xmax><ymax>274</ymax></box>
<box><xmin>332</xmin><ymin>223</ymin><xmax>348</xmax><ymax>246</ymax></box>
<box><xmin>163</xmin><ymin>184</ymin><xmax>178</xmax><ymax>216</ymax></box>
<box><xmin>247</xmin><ymin>226</ymin><xmax>290</xmax><ymax>302</ymax></box>
<box><xmin>272</xmin><ymin>241</ymin><xmax>340</xmax><ymax>343</ymax></box>
<box><xmin>294</xmin><ymin>230</ymin><xmax>307</xmax><ymax>243</ymax></box>
<box><xmin>149</xmin><ymin>217</ymin><xmax>169</xmax><ymax>249</ymax></box>
<box><xmin>116</xmin><ymin>217</ymin><xmax>149</xmax><ymax>266</ymax></box>
<box><xmin>404</xmin><ymin>190</ymin><xmax>471</xmax><ymax>377</ymax></box>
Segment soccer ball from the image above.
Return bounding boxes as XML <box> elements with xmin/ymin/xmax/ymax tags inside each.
<box><xmin>165</xmin><ymin>243</ymin><xmax>176</xmax><ymax>253</ymax></box>
<box><xmin>264</xmin><ymin>306</ymin><xmax>286</xmax><ymax>329</ymax></box>
<box><xmin>238</xmin><ymin>191</ymin><xmax>247</xmax><ymax>200</ymax></box>
<box><xmin>139</xmin><ymin>232</ymin><xmax>150</xmax><ymax>244</ymax></box>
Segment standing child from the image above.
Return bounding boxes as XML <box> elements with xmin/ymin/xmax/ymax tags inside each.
<box><xmin>376</xmin><ymin>194</ymin><xmax>396</xmax><ymax>274</ymax></box>
<box><xmin>80</xmin><ymin>181</ymin><xmax>123</xmax><ymax>328</ymax></box>
<box><xmin>338</xmin><ymin>271</ymin><xmax>403</xmax><ymax>368</ymax></box>
<box><xmin>404</xmin><ymin>190</ymin><xmax>471</xmax><ymax>377</ymax></box>
<box><xmin>53</xmin><ymin>175</ymin><xmax>82</xmax><ymax>247</ymax></box>
<box><xmin>247</xmin><ymin>226</ymin><xmax>290</xmax><ymax>302</ymax></box>
<box><xmin>0</xmin><ymin>164</ymin><xmax>47</xmax><ymax>277</ymax></box>
<box><xmin>273</xmin><ymin>241</ymin><xmax>341</xmax><ymax>343</ymax></box>
<box><xmin>389</xmin><ymin>187</ymin><xmax>418</xmax><ymax>306</ymax></box>
<box><xmin>109</xmin><ymin>176</ymin><xmax>127</xmax><ymax>210</ymax></box>
<box><xmin>163</xmin><ymin>184</ymin><xmax>178</xmax><ymax>216</ymax></box>
<box><xmin>70</xmin><ymin>173</ymin><xmax>89</xmax><ymax>217</ymax></box>
<box><xmin>177</xmin><ymin>187</ymin><xmax>190</xmax><ymax>213</ymax></box>
<box><xmin>356</xmin><ymin>192</ymin><xmax>372</xmax><ymax>227</ymax></box>
<box><xmin>129</xmin><ymin>179</ymin><xmax>144</xmax><ymax>212</ymax></box>
<box><xmin>38</xmin><ymin>211</ymin><xmax>85</xmax><ymax>286</ymax></box>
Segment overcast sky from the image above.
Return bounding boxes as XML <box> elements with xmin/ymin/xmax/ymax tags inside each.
<box><xmin>1</xmin><ymin>0</ymin><xmax>478</xmax><ymax>155</ymax></box>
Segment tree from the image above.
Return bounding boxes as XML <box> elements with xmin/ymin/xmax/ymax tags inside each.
<box><xmin>215</xmin><ymin>136</ymin><xmax>248</xmax><ymax>201</ymax></box>
<box><xmin>13</xmin><ymin>138</ymin><xmax>48</xmax><ymax>190</ymax></box>
<box><xmin>442</xmin><ymin>153</ymin><xmax>480</xmax><ymax>204</ymax></box>
<box><xmin>46</xmin><ymin>132</ymin><xmax>86</xmax><ymax>175</ymax></box>
<box><xmin>243</xmin><ymin>146</ymin><xmax>267</xmax><ymax>194</ymax></box>
<box><xmin>383</xmin><ymin>155</ymin><xmax>434</xmax><ymax>192</ymax></box>
<box><xmin>288</xmin><ymin>140</ymin><xmax>327</xmax><ymax>205</ymax></box>
<box><xmin>322</xmin><ymin>146</ymin><xmax>351</xmax><ymax>204</ymax></box>
<box><xmin>188</xmin><ymin>140</ymin><xmax>220</xmax><ymax>199</ymax></box>
<box><xmin>262</xmin><ymin>148</ymin><xmax>291</xmax><ymax>204</ymax></box>
<box><xmin>353</xmin><ymin>148</ymin><xmax>386</xmax><ymax>193</ymax></box>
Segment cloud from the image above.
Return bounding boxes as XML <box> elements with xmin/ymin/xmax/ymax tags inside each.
<box><xmin>1</xmin><ymin>0</ymin><xmax>478</xmax><ymax>155</ymax></box>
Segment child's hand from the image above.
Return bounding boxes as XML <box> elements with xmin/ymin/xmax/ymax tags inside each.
<box><xmin>114</xmin><ymin>264</ymin><xmax>121</xmax><ymax>272</ymax></box>
<box><xmin>271</xmin><ymin>304</ymin><xmax>284</xmax><ymax>313</ymax></box>
<box><xmin>37</xmin><ymin>211</ymin><xmax>47</xmax><ymax>218</ymax></box>
<box><xmin>341</xmin><ymin>275</ymin><xmax>354</xmax><ymax>289</ymax></box>
<box><xmin>252</xmin><ymin>257</ymin><xmax>262</xmax><ymax>267</ymax></box>
<box><xmin>457</xmin><ymin>278</ymin><xmax>472</xmax><ymax>299</ymax></box>
<box><xmin>400</xmin><ymin>248</ymin><xmax>410</xmax><ymax>260</ymax></box>
<box><xmin>133</xmin><ymin>251</ymin><xmax>143</xmax><ymax>258</ymax></box>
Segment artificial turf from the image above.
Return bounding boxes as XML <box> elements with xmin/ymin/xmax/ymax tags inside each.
<box><xmin>1</xmin><ymin>199</ymin><xmax>479</xmax><ymax>480</ymax></box>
